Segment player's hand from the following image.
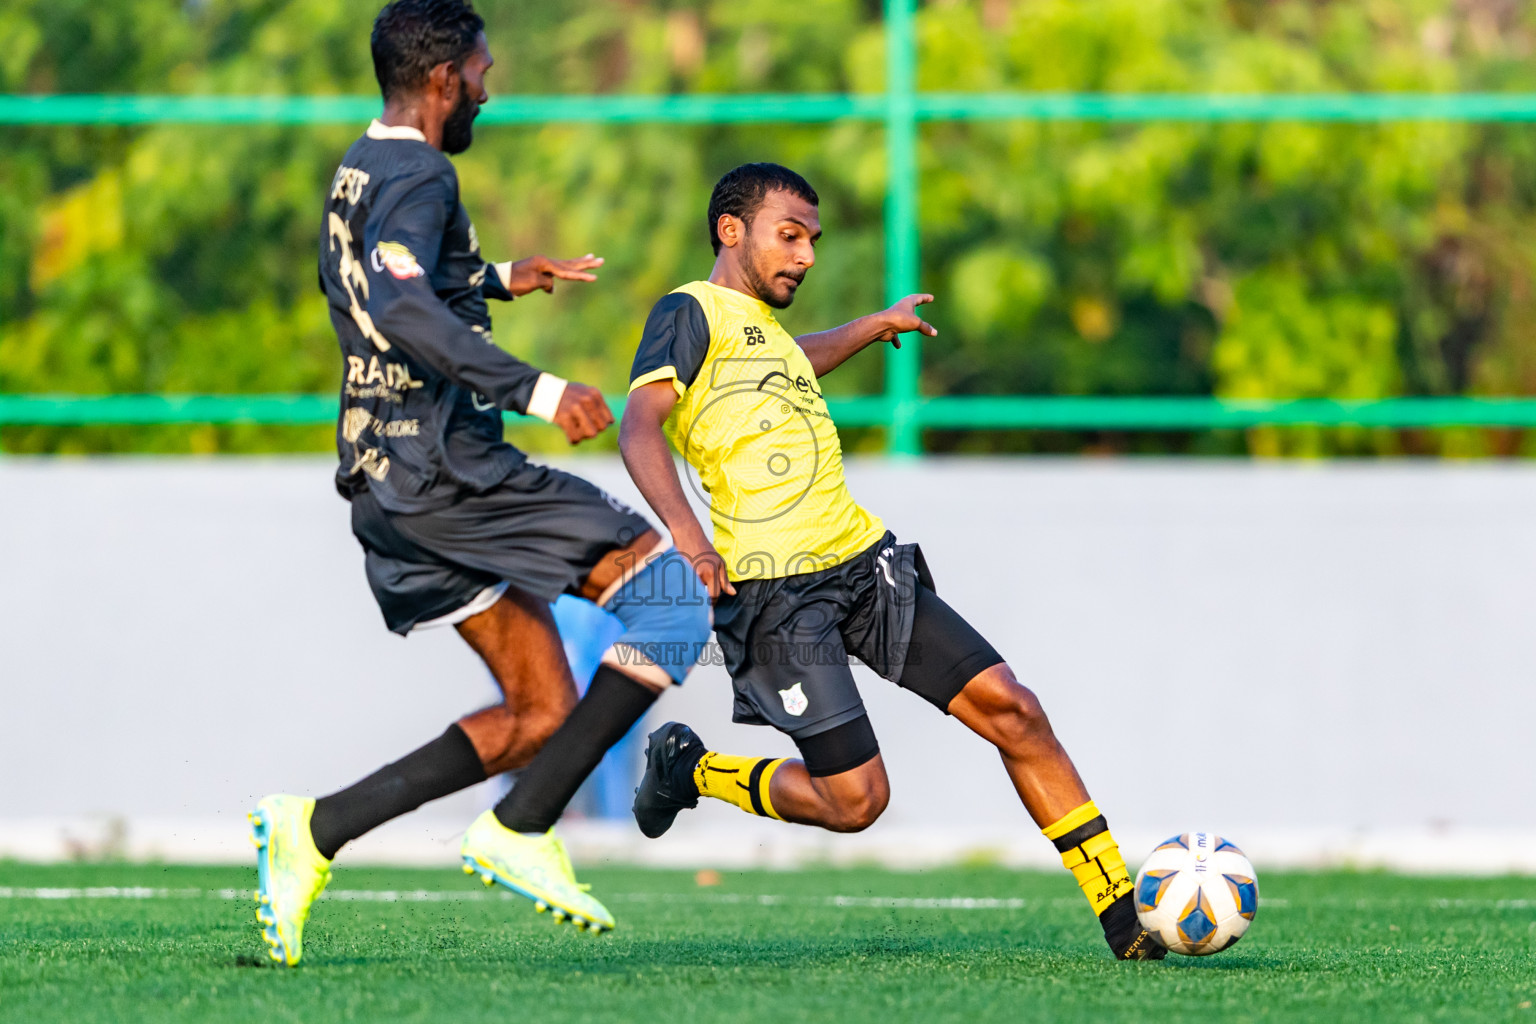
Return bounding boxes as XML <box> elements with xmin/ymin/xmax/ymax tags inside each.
<box><xmin>505</xmin><ymin>253</ymin><xmax>604</xmax><ymax>296</ymax></box>
<box><xmin>871</xmin><ymin>293</ymin><xmax>937</xmax><ymax>349</ymax></box>
<box><xmin>674</xmin><ymin>525</ymin><xmax>736</xmax><ymax>601</ymax></box>
<box><xmin>552</xmin><ymin>382</ymin><xmax>614</xmax><ymax>444</ymax></box>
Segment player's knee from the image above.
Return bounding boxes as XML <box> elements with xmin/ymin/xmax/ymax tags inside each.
<box><xmin>833</xmin><ymin>787</ymin><xmax>889</xmax><ymax>833</ymax></box>
<box><xmin>600</xmin><ymin>547</ymin><xmax>713</xmax><ymax>687</ymax></box>
<box><xmin>825</xmin><ymin>776</ymin><xmax>890</xmax><ymax>833</ymax></box>
<box><xmin>464</xmin><ymin>708</ymin><xmax>522</xmax><ymax>772</ymax></box>
<box><xmin>521</xmin><ymin>701</ymin><xmax>569</xmax><ymax>751</ymax></box>
<box><xmin>473</xmin><ymin>690</ymin><xmax>575</xmax><ymax>773</ymax></box>
<box><xmin>1001</xmin><ymin>690</ymin><xmax>1055</xmax><ymax>752</ymax></box>
<box><xmin>979</xmin><ymin>668</ymin><xmax>1055</xmax><ymax>752</ymax></box>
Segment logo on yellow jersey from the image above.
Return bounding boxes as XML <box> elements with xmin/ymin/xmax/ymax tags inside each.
<box><xmin>757</xmin><ymin>369</ymin><xmax>821</xmax><ymax>400</ymax></box>
<box><xmin>680</xmin><ymin>358</ymin><xmax>822</xmax><ymax>526</ymax></box>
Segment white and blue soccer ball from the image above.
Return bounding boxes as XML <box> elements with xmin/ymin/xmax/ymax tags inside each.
<box><xmin>1133</xmin><ymin>831</ymin><xmax>1259</xmax><ymax>956</ymax></box>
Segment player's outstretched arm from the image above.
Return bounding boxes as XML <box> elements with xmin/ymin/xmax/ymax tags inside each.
<box><xmin>794</xmin><ymin>293</ymin><xmax>937</xmax><ymax>377</ymax></box>
<box><xmin>372</xmin><ymin>264</ymin><xmax>608</xmax><ymax>440</ymax></box>
<box><xmin>490</xmin><ymin>253</ymin><xmax>604</xmax><ymax>298</ymax></box>
<box><xmin>619</xmin><ymin>382</ymin><xmax>734</xmax><ymax>600</ymax></box>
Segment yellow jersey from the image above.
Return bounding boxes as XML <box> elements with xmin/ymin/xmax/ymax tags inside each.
<box><xmin>628</xmin><ymin>280</ymin><xmax>885</xmax><ymax>581</ymax></box>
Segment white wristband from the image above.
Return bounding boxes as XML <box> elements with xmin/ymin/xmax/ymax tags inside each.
<box><xmin>495</xmin><ymin>261</ymin><xmax>513</xmax><ymax>291</ymax></box>
<box><xmin>527</xmin><ymin>372</ymin><xmax>568</xmax><ymax>422</ymax></box>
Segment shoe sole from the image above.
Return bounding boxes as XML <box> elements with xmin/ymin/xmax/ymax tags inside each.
<box><xmin>460</xmin><ymin>854</ymin><xmax>612</xmax><ymax>934</ymax></box>
<box><xmin>248</xmin><ymin>807</ymin><xmax>296</xmax><ymax>966</ymax></box>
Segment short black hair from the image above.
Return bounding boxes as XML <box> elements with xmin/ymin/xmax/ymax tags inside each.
<box><xmin>707</xmin><ymin>163</ymin><xmax>820</xmax><ymax>255</ymax></box>
<box><xmin>371</xmin><ymin>0</ymin><xmax>485</xmax><ymax>101</ymax></box>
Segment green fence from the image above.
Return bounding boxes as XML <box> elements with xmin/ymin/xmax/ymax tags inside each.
<box><xmin>7</xmin><ymin>0</ymin><xmax>1536</xmax><ymax>452</ymax></box>
<box><xmin>8</xmin><ymin>394</ymin><xmax>1536</xmax><ymax>431</ymax></box>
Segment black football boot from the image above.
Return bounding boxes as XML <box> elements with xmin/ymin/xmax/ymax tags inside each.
<box><xmin>632</xmin><ymin>723</ymin><xmax>707</xmax><ymax>838</ymax></box>
<box><xmin>1100</xmin><ymin>892</ymin><xmax>1168</xmax><ymax>960</ymax></box>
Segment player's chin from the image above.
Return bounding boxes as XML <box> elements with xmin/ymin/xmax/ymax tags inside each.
<box><xmin>767</xmin><ymin>279</ymin><xmax>800</xmax><ymax>309</ymax></box>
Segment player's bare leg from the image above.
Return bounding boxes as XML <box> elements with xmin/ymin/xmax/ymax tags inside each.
<box><xmin>636</xmin><ymin>662</ymin><xmax>1164</xmax><ymax>961</ymax></box>
<box><xmin>293</xmin><ymin>527</ymin><xmax>664</xmax><ymax>873</ymax></box>
<box><xmin>946</xmin><ymin>665</ymin><xmax>1162</xmax><ymax>958</ymax></box>
<box><xmin>454</xmin><ymin>589</ymin><xmax>580</xmax><ymax>775</ymax></box>
<box><xmin>459</xmin><ymin>528</ymin><xmax>709</xmax><ymax>931</ymax></box>
<box><xmin>452</xmin><ymin>527</ymin><xmax>660</xmax><ymax>774</ymax></box>
<box><xmin>753</xmin><ymin>756</ymin><xmax>890</xmax><ymax>832</ymax></box>
<box><xmin>479</xmin><ymin>528</ymin><xmax>699</xmax><ymax>835</ymax></box>
<box><xmin>640</xmin><ymin>670</ymin><xmax>1083</xmax><ymax>832</ymax></box>
<box><xmin>946</xmin><ymin>664</ymin><xmax>1090</xmax><ymax>826</ymax></box>
<box><xmin>726</xmin><ymin>668</ymin><xmax>1086</xmax><ymax>831</ymax></box>
<box><xmin>634</xmin><ymin>724</ymin><xmax>888</xmax><ymax>837</ymax></box>
<box><xmin>250</xmin><ymin>580</ymin><xmax>590</xmax><ymax>965</ymax></box>
<box><xmin>286</xmin><ymin>583</ymin><xmax>563</xmax><ymax>873</ymax></box>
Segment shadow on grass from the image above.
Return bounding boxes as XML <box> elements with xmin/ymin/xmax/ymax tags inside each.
<box><xmin>230</xmin><ymin>954</ymin><xmax>272</xmax><ymax>969</ymax></box>
<box><xmin>217</xmin><ymin>932</ymin><xmax>1313</xmax><ymax>978</ymax></box>
<box><xmin>273</xmin><ymin>931</ymin><xmax>1158</xmax><ymax>975</ymax></box>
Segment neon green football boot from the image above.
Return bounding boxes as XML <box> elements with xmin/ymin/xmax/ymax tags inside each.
<box><xmin>459</xmin><ymin>811</ymin><xmax>615</xmax><ymax>933</ymax></box>
<box><xmin>249</xmin><ymin>794</ymin><xmax>333</xmax><ymax>966</ymax></box>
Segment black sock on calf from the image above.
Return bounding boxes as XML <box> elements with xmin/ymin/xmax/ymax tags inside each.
<box><xmin>309</xmin><ymin>723</ymin><xmax>487</xmax><ymax>860</ymax></box>
<box><xmin>493</xmin><ymin>667</ymin><xmax>659</xmax><ymax>834</ymax></box>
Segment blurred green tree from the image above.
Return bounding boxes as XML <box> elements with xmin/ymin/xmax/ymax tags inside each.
<box><xmin>4</xmin><ymin>0</ymin><xmax>1536</xmax><ymax>456</ymax></box>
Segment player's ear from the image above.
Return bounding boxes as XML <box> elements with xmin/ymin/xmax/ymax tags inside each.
<box><xmin>428</xmin><ymin>60</ymin><xmax>459</xmax><ymax>103</ymax></box>
<box><xmin>717</xmin><ymin>214</ymin><xmax>743</xmax><ymax>250</ymax></box>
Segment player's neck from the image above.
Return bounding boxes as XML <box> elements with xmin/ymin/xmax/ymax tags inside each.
<box><xmin>379</xmin><ymin>100</ymin><xmax>444</xmax><ymax>151</ymax></box>
<box><xmin>707</xmin><ymin>258</ymin><xmax>766</xmax><ymax>306</ymax></box>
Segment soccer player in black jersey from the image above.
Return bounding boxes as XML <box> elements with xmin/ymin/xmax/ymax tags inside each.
<box><xmin>622</xmin><ymin>163</ymin><xmax>1166</xmax><ymax>960</ymax></box>
<box><xmin>249</xmin><ymin>0</ymin><xmax>711</xmax><ymax>965</ymax></box>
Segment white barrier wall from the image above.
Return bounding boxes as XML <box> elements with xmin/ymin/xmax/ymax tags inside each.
<box><xmin>2</xmin><ymin>456</ymin><xmax>1534</xmax><ymax>872</ymax></box>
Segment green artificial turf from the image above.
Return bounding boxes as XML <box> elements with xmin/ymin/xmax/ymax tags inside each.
<box><xmin>1</xmin><ymin>862</ymin><xmax>1532</xmax><ymax>1023</ymax></box>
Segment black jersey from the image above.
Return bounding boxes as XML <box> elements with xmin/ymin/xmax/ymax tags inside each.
<box><xmin>318</xmin><ymin>120</ymin><xmax>553</xmax><ymax>513</ymax></box>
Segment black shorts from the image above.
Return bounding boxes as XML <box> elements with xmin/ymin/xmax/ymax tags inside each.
<box><xmin>351</xmin><ymin>462</ymin><xmax>653</xmax><ymax>635</ymax></box>
<box><xmin>713</xmin><ymin>532</ymin><xmax>1004</xmax><ymax>743</ymax></box>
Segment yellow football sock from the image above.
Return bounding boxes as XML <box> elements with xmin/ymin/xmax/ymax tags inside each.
<box><xmin>1043</xmin><ymin>800</ymin><xmax>1133</xmax><ymax>917</ymax></box>
<box><xmin>693</xmin><ymin>751</ymin><xmax>785</xmax><ymax>820</ymax></box>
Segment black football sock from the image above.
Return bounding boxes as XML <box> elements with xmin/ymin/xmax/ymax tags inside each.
<box><xmin>493</xmin><ymin>667</ymin><xmax>659</xmax><ymax>833</ymax></box>
<box><xmin>309</xmin><ymin>723</ymin><xmax>487</xmax><ymax>860</ymax></box>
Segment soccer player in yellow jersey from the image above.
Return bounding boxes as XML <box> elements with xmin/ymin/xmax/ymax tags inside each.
<box><xmin>621</xmin><ymin>163</ymin><xmax>1165</xmax><ymax>960</ymax></box>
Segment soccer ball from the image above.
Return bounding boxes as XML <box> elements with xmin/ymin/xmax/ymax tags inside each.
<box><xmin>1133</xmin><ymin>832</ymin><xmax>1258</xmax><ymax>955</ymax></box>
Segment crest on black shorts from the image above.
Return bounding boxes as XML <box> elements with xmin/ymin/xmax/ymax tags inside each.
<box><xmin>779</xmin><ymin>682</ymin><xmax>809</xmax><ymax>717</ymax></box>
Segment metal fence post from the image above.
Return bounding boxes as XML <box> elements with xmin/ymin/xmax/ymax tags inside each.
<box><xmin>883</xmin><ymin>0</ymin><xmax>921</xmax><ymax>455</ymax></box>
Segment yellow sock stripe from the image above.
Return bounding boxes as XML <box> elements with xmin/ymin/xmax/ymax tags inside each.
<box><xmin>755</xmin><ymin>759</ymin><xmax>786</xmax><ymax>821</ymax></box>
<box><xmin>1070</xmin><ymin>861</ymin><xmax>1108</xmax><ymax>889</ymax></box>
<box><xmin>741</xmin><ymin>758</ymin><xmax>779</xmax><ymax>819</ymax></box>
<box><xmin>1067</xmin><ymin>853</ymin><xmax>1129</xmax><ymax>889</ymax></box>
<box><xmin>1081</xmin><ymin>831</ymin><xmax>1118</xmax><ymax>861</ymax></box>
<box><xmin>693</xmin><ymin>752</ymin><xmax>787</xmax><ymax>819</ymax></box>
<box><xmin>1047</xmin><ymin>809</ymin><xmax>1133</xmax><ymax>917</ymax></box>
<box><xmin>1091</xmin><ymin>871</ymin><xmax>1135</xmax><ymax>914</ymax></box>
<box><xmin>1065</xmin><ymin>846</ymin><xmax>1131</xmax><ymax>916</ymax></box>
<box><xmin>695</xmin><ymin>751</ymin><xmax>751</xmax><ymax>803</ymax></box>
<box><xmin>1041</xmin><ymin>800</ymin><xmax>1100</xmax><ymax>841</ymax></box>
